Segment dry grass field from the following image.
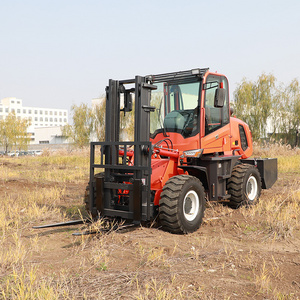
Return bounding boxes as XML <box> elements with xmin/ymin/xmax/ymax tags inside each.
<box><xmin>0</xmin><ymin>144</ymin><xmax>299</xmax><ymax>299</ymax></box>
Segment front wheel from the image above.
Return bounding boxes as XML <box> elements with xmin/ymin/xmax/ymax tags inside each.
<box><xmin>227</xmin><ymin>164</ymin><xmax>262</xmax><ymax>208</ymax></box>
<box><xmin>159</xmin><ymin>175</ymin><xmax>206</xmax><ymax>234</ymax></box>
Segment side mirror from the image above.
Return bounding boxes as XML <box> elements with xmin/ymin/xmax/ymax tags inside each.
<box><xmin>214</xmin><ymin>88</ymin><xmax>226</xmax><ymax>108</ymax></box>
<box><xmin>124</xmin><ymin>92</ymin><xmax>132</xmax><ymax>112</ymax></box>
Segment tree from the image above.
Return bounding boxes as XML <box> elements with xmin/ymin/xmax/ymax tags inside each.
<box><xmin>64</xmin><ymin>94</ymin><xmax>142</xmax><ymax>148</ymax></box>
<box><xmin>93</xmin><ymin>99</ymin><xmax>106</xmax><ymax>142</ymax></box>
<box><xmin>234</xmin><ymin>74</ymin><xmax>300</xmax><ymax>145</ymax></box>
<box><xmin>276</xmin><ymin>79</ymin><xmax>300</xmax><ymax>146</ymax></box>
<box><xmin>62</xmin><ymin>103</ymin><xmax>94</xmax><ymax>148</ymax></box>
<box><xmin>0</xmin><ymin>113</ymin><xmax>30</xmax><ymax>152</ymax></box>
<box><xmin>15</xmin><ymin>118</ymin><xmax>31</xmax><ymax>151</ymax></box>
<box><xmin>233</xmin><ymin>73</ymin><xmax>277</xmax><ymax>141</ymax></box>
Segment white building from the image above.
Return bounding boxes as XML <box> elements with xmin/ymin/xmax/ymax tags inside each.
<box><xmin>0</xmin><ymin>97</ymin><xmax>68</xmax><ymax>127</ymax></box>
<box><xmin>0</xmin><ymin>97</ymin><xmax>69</xmax><ymax>144</ymax></box>
<box><xmin>34</xmin><ymin>126</ymin><xmax>68</xmax><ymax>145</ymax></box>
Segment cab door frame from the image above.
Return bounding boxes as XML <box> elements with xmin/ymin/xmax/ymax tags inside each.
<box><xmin>200</xmin><ymin>72</ymin><xmax>231</xmax><ymax>154</ymax></box>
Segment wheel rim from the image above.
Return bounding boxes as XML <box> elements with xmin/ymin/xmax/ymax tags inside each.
<box><xmin>246</xmin><ymin>175</ymin><xmax>258</xmax><ymax>201</ymax></box>
<box><xmin>183</xmin><ymin>190</ymin><xmax>199</xmax><ymax>221</ymax></box>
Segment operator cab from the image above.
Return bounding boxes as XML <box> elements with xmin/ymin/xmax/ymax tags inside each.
<box><xmin>149</xmin><ymin>70</ymin><xmax>229</xmax><ymax>143</ymax></box>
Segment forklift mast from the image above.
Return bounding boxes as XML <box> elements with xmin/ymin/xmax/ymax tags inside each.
<box><xmin>89</xmin><ymin>76</ymin><xmax>156</xmax><ymax>222</ymax></box>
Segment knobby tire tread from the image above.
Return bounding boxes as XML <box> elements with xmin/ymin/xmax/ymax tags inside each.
<box><xmin>159</xmin><ymin>175</ymin><xmax>205</xmax><ymax>234</ymax></box>
<box><xmin>227</xmin><ymin>164</ymin><xmax>261</xmax><ymax>208</ymax></box>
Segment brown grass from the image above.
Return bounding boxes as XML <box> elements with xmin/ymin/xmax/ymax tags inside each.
<box><xmin>0</xmin><ymin>142</ymin><xmax>299</xmax><ymax>299</ymax></box>
<box><xmin>253</xmin><ymin>140</ymin><xmax>300</xmax><ymax>157</ymax></box>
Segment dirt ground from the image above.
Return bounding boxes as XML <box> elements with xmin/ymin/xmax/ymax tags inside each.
<box><xmin>0</xmin><ymin>157</ymin><xmax>299</xmax><ymax>299</ymax></box>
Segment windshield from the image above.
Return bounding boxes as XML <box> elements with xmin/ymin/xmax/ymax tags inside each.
<box><xmin>150</xmin><ymin>81</ymin><xmax>200</xmax><ymax>138</ymax></box>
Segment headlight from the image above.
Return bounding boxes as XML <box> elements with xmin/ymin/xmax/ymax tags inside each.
<box><xmin>183</xmin><ymin>149</ymin><xmax>203</xmax><ymax>158</ymax></box>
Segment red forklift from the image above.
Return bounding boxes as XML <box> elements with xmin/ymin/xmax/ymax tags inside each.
<box><xmin>86</xmin><ymin>68</ymin><xmax>277</xmax><ymax>234</ymax></box>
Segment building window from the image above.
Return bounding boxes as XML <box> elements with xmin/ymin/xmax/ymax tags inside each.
<box><xmin>17</xmin><ymin>101</ymin><xmax>20</xmax><ymax>104</ymax></box>
<box><xmin>11</xmin><ymin>100</ymin><xmax>14</xmax><ymax>104</ymax></box>
<box><xmin>45</xmin><ymin>117</ymin><xmax>48</xmax><ymax>122</ymax></box>
<box><xmin>50</xmin><ymin>118</ymin><xmax>53</xmax><ymax>122</ymax></box>
<box><xmin>11</xmin><ymin>108</ymin><xmax>15</xmax><ymax>113</ymax></box>
<box><xmin>59</xmin><ymin>118</ymin><xmax>62</xmax><ymax>122</ymax></box>
<box><xmin>5</xmin><ymin>108</ymin><xmax>9</xmax><ymax>113</ymax></box>
<box><xmin>23</xmin><ymin>109</ymin><xmax>26</xmax><ymax>113</ymax></box>
<box><xmin>50</xmin><ymin>111</ymin><xmax>53</xmax><ymax>115</ymax></box>
<box><xmin>29</xmin><ymin>117</ymin><xmax>32</xmax><ymax>121</ymax></box>
<box><xmin>45</xmin><ymin>111</ymin><xmax>48</xmax><ymax>115</ymax></box>
<box><xmin>0</xmin><ymin>108</ymin><xmax>2</xmax><ymax>112</ymax></box>
<box><xmin>35</xmin><ymin>110</ymin><xmax>38</xmax><ymax>114</ymax></box>
<box><xmin>40</xmin><ymin>110</ymin><xmax>43</xmax><ymax>114</ymax></box>
<box><xmin>54</xmin><ymin>111</ymin><xmax>57</xmax><ymax>115</ymax></box>
<box><xmin>29</xmin><ymin>110</ymin><xmax>32</xmax><ymax>114</ymax></box>
<box><xmin>35</xmin><ymin>117</ymin><xmax>38</xmax><ymax>121</ymax></box>
<box><xmin>64</xmin><ymin>118</ymin><xmax>67</xmax><ymax>122</ymax></box>
<box><xmin>39</xmin><ymin>141</ymin><xmax>49</xmax><ymax>144</ymax></box>
<box><xmin>40</xmin><ymin>117</ymin><xmax>43</xmax><ymax>121</ymax></box>
<box><xmin>59</xmin><ymin>112</ymin><xmax>62</xmax><ymax>116</ymax></box>
<box><xmin>64</xmin><ymin>112</ymin><xmax>67</xmax><ymax>116</ymax></box>
<box><xmin>17</xmin><ymin>109</ymin><xmax>21</xmax><ymax>113</ymax></box>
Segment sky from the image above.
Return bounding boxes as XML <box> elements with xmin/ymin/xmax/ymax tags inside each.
<box><xmin>1</xmin><ymin>0</ymin><xmax>300</xmax><ymax>112</ymax></box>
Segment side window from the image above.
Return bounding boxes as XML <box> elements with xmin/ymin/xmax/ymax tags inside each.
<box><xmin>204</xmin><ymin>75</ymin><xmax>229</xmax><ymax>135</ymax></box>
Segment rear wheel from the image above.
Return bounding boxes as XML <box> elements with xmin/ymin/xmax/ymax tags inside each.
<box><xmin>227</xmin><ymin>164</ymin><xmax>262</xmax><ymax>208</ymax></box>
<box><xmin>159</xmin><ymin>175</ymin><xmax>205</xmax><ymax>234</ymax></box>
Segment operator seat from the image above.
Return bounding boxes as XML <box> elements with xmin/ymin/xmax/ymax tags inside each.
<box><xmin>163</xmin><ymin>111</ymin><xmax>185</xmax><ymax>131</ymax></box>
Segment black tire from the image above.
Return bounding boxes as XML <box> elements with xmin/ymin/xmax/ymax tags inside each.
<box><xmin>159</xmin><ymin>175</ymin><xmax>206</xmax><ymax>234</ymax></box>
<box><xmin>227</xmin><ymin>164</ymin><xmax>262</xmax><ymax>208</ymax></box>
